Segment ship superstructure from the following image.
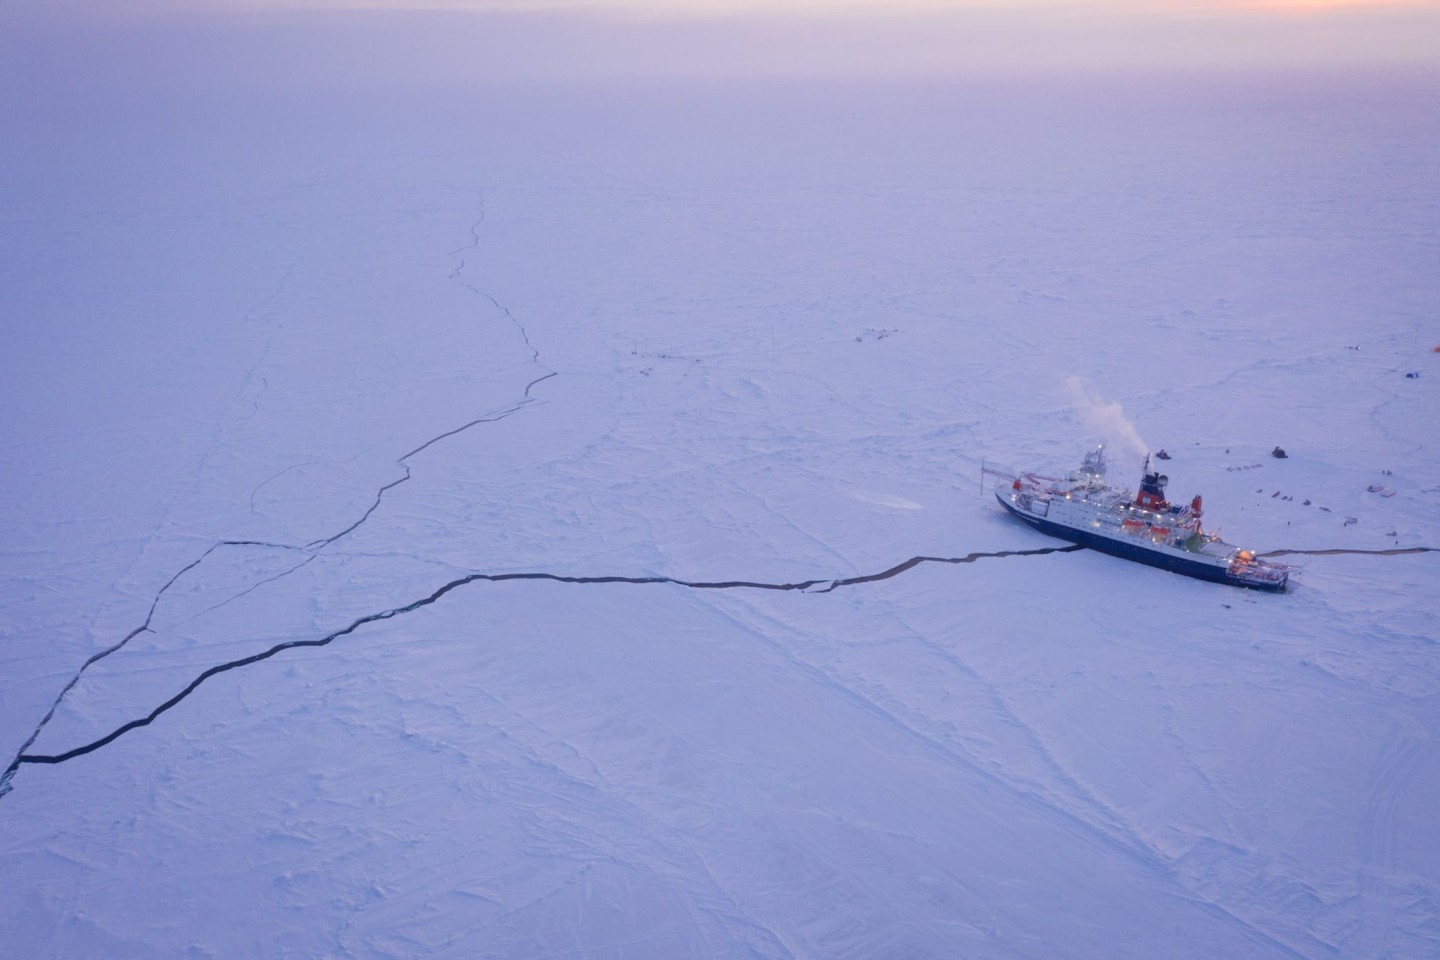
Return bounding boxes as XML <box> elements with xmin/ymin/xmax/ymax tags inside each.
<box><xmin>986</xmin><ymin>445</ymin><xmax>1290</xmax><ymax>592</ymax></box>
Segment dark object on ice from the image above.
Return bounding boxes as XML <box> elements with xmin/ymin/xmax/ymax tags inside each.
<box><xmin>987</xmin><ymin>446</ymin><xmax>1289</xmax><ymax>592</ymax></box>
<box><xmin>1155</xmin><ymin>449</ymin><xmax>1171</xmax><ymax>460</ymax></box>
<box><xmin>1303</xmin><ymin>499</ymin><xmax>1311</xmax><ymax>506</ymax></box>
<box><xmin>1271</xmin><ymin>446</ymin><xmax>1288</xmax><ymax>459</ymax></box>
<box><xmin>1271</xmin><ymin>491</ymin><xmax>1280</xmax><ymax>498</ymax></box>
<box><xmin>1405</xmin><ymin>372</ymin><xmax>1419</xmax><ymax>379</ymax></box>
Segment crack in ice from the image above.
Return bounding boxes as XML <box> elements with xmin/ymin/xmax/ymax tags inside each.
<box><xmin>3</xmin><ymin>544</ymin><xmax>1086</xmax><ymax>784</ymax></box>
<box><xmin>1259</xmin><ymin>546</ymin><xmax>1437</xmax><ymax>558</ymax></box>
<box><xmin>1</xmin><ymin>194</ymin><xmax>555</xmax><ymax>799</ymax></box>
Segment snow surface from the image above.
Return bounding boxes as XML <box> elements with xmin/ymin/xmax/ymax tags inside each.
<box><xmin>3</xmin><ymin>60</ymin><xmax>1439</xmax><ymax>958</ymax></box>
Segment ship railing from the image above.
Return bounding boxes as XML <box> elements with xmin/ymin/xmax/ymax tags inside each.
<box><xmin>1229</xmin><ymin>558</ymin><xmax>1290</xmax><ymax>583</ymax></box>
<box><xmin>982</xmin><ymin>467</ymin><xmax>1064</xmax><ymax>485</ymax></box>
<box><xmin>982</xmin><ymin>466</ymin><xmax>1070</xmax><ymax>502</ymax></box>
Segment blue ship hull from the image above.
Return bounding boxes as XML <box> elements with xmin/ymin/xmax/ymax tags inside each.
<box><xmin>996</xmin><ymin>491</ymin><xmax>1287</xmax><ymax>592</ymax></box>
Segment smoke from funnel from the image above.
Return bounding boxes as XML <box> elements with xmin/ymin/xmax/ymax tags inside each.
<box><xmin>1065</xmin><ymin>377</ymin><xmax>1149</xmax><ymax>461</ymax></box>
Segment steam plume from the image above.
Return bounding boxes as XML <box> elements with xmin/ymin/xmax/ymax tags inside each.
<box><xmin>1064</xmin><ymin>377</ymin><xmax>1149</xmax><ymax>460</ymax></box>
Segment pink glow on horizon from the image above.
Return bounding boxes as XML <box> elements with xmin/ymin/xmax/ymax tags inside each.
<box><xmin>218</xmin><ymin>0</ymin><xmax>1440</xmax><ymax>12</ymax></box>
<box><xmin>16</xmin><ymin>0</ymin><xmax>1440</xmax><ymax>78</ymax></box>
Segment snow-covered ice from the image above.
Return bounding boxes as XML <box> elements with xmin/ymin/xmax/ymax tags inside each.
<box><xmin>2</xmin><ymin>32</ymin><xmax>1438</xmax><ymax>959</ymax></box>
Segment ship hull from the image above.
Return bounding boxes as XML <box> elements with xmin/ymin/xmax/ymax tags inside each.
<box><xmin>996</xmin><ymin>491</ymin><xmax>1287</xmax><ymax>592</ymax></box>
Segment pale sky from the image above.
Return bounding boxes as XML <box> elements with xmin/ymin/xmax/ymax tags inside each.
<box><xmin>7</xmin><ymin>0</ymin><xmax>1440</xmax><ymax>84</ymax></box>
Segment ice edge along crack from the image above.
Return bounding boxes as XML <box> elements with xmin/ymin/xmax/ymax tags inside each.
<box><xmin>2</xmin><ymin>544</ymin><xmax>1084</xmax><ymax>785</ymax></box>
